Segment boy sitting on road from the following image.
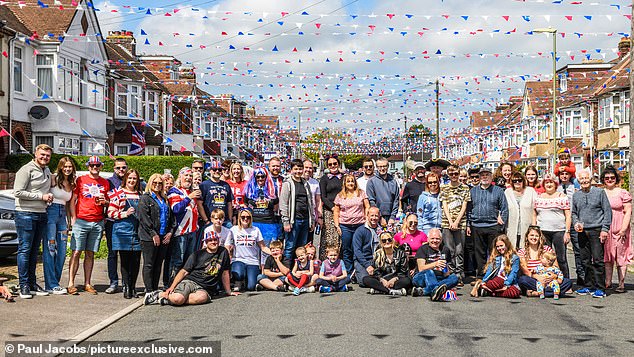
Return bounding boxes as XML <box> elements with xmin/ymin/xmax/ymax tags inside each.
<box><xmin>255</xmin><ymin>240</ymin><xmax>291</xmax><ymax>292</ymax></box>
<box><xmin>315</xmin><ymin>245</ymin><xmax>351</xmax><ymax>293</ymax></box>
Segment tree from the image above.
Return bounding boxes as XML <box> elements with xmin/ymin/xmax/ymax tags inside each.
<box><xmin>302</xmin><ymin>129</ymin><xmax>369</xmax><ymax>171</ymax></box>
<box><xmin>407</xmin><ymin>124</ymin><xmax>436</xmax><ymax>160</ymax></box>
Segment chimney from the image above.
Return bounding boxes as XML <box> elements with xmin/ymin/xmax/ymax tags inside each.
<box><xmin>106</xmin><ymin>30</ymin><xmax>136</xmax><ymax>56</ymax></box>
<box><xmin>179</xmin><ymin>67</ymin><xmax>196</xmax><ymax>84</ymax></box>
<box><xmin>618</xmin><ymin>36</ymin><xmax>631</xmax><ymax>59</ymax></box>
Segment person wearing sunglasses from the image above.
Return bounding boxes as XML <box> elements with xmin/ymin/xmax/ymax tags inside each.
<box><xmin>363</xmin><ymin>232</ymin><xmax>411</xmax><ymax>296</ymax></box>
<box><xmin>504</xmin><ymin>172</ymin><xmax>537</xmax><ymax>249</ymax></box>
<box><xmin>280</xmin><ymin>159</ymin><xmax>316</xmax><ymax>262</ymax></box>
<box><xmin>244</xmin><ymin>166</ymin><xmax>279</xmax><ymax>265</ymax></box>
<box><xmin>412</xmin><ymin>228</ymin><xmax>459</xmax><ymax>301</ymax></box>
<box><xmin>319</xmin><ymin>154</ymin><xmax>343</xmax><ymax>259</ymax></box>
<box><xmin>103</xmin><ymin>157</ymin><xmax>128</xmax><ymax>294</ymax></box>
<box><xmin>416</xmin><ymin>172</ymin><xmax>442</xmax><ymax>235</ymax></box>
<box><xmin>356</xmin><ymin>159</ymin><xmax>374</xmax><ymax>192</ymax></box>
<box><xmin>401</xmin><ymin>162</ymin><xmax>427</xmax><ymax>214</ymax></box>
<box><xmin>366</xmin><ymin>157</ymin><xmax>400</xmax><ymax>227</ymax></box>
<box><xmin>467</xmin><ymin>166</ymin><xmax>481</xmax><ymax>188</ymax></box>
<box><xmin>197</xmin><ymin>160</ymin><xmax>234</xmax><ymax>229</ymax></box>
<box><xmin>394</xmin><ymin>213</ymin><xmax>427</xmax><ymax>272</ymax></box>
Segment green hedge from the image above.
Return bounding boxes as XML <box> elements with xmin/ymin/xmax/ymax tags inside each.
<box><xmin>7</xmin><ymin>154</ymin><xmax>197</xmax><ymax>181</ymax></box>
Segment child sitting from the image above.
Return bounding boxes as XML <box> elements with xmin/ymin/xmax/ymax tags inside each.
<box><xmin>316</xmin><ymin>245</ymin><xmax>351</xmax><ymax>293</ymax></box>
<box><xmin>304</xmin><ymin>243</ymin><xmax>321</xmax><ymax>293</ymax></box>
<box><xmin>534</xmin><ymin>251</ymin><xmax>564</xmax><ymax>300</ymax></box>
<box><xmin>255</xmin><ymin>240</ymin><xmax>291</xmax><ymax>292</ymax></box>
<box><xmin>554</xmin><ymin>148</ymin><xmax>576</xmax><ymax>182</ymax></box>
<box><xmin>287</xmin><ymin>246</ymin><xmax>314</xmax><ymax>296</ymax></box>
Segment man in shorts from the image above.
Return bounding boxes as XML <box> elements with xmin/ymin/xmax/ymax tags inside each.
<box><xmin>144</xmin><ymin>232</ymin><xmax>239</xmax><ymax>306</ymax></box>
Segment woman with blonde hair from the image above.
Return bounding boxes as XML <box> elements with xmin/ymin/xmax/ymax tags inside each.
<box><xmin>362</xmin><ymin>232</ymin><xmax>411</xmax><ymax>296</ymax></box>
<box><xmin>227</xmin><ymin>162</ymin><xmax>247</xmax><ymax>210</ymax></box>
<box><xmin>471</xmin><ymin>234</ymin><xmax>521</xmax><ymax>298</ymax></box>
<box><xmin>333</xmin><ymin>173</ymin><xmax>369</xmax><ymax>272</ymax></box>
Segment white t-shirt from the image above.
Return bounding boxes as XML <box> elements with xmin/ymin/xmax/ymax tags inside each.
<box><xmin>227</xmin><ymin>226</ymin><xmax>264</xmax><ymax>266</ymax></box>
<box><xmin>307</xmin><ymin>177</ymin><xmax>321</xmax><ymax>218</ymax></box>
<box><xmin>357</xmin><ymin>175</ymin><xmax>371</xmax><ymax>192</ymax></box>
<box><xmin>202</xmin><ymin>225</ymin><xmax>233</xmax><ymax>249</ymax></box>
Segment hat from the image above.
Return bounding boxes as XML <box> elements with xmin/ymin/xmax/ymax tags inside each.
<box><xmin>209</xmin><ymin>160</ymin><xmax>223</xmax><ymax>169</ymax></box>
<box><xmin>413</xmin><ymin>162</ymin><xmax>425</xmax><ymax>170</ymax></box>
<box><xmin>203</xmin><ymin>231</ymin><xmax>220</xmax><ymax>242</ymax></box>
<box><xmin>424</xmin><ymin>158</ymin><xmax>451</xmax><ymax>170</ymax></box>
<box><xmin>479</xmin><ymin>167</ymin><xmax>493</xmax><ymax>174</ymax></box>
<box><xmin>468</xmin><ymin>166</ymin><xmax>481</xmax><ymax>175</ymax></box>
<box><xmin>86</xmin><ymin>156</ymin><xmax>103</xmax><ymax>166</ymax></box>
<box><xmin>558</xmin><ymin>148</ymin><xmax>570</xmax><ymax>156</ymax></box>
<box><xmin>542</xmin><ymin>173</ymin><xmax>559</xmax><ymax>185</ymax></box>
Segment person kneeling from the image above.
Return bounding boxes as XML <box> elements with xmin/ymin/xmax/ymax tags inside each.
<box><xmin>471</xmin><ymin>234</ymin><xmax>521</xmax><ymax>299</ymax></box>
<box><xmin>256</xmin><ymin>240</ymin><xmax>291</xmax><ymax>292</ymax></box>
<box><xmin>316</xmin><ymin>246</ymin><xmax>351</xmax><ymax>293</ymax></box>
<box><xmin>143</xmin><ymin>232</ymin><xmax>239</xmax><ymax>306</ymax></box>
<box><xmin>411</xmin><ymin>228</ymin><xmax>459</xmax><ymax>301</ymax></box>
<box><xmin>362</xmin><ymin>232</ymin><xmax>411</xmax><ymax>296</ymax></box>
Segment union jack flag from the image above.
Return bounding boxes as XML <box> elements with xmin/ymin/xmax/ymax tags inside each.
<box><xmin>130</xmin><ymin>125</ymin><xmax>146</xmax><ymax>156</ymax></box>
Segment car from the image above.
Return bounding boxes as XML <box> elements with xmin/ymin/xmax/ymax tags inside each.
<box><xmin>0</xmin><ymin>190</ymin><xmax>17</xmax><ymax>258</ymax></box>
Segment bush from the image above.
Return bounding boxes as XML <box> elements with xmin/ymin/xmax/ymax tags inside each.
<box><xmin>7</xmin><ymin>154</ymin><xmax>197</xmax><ymax>181</ymax></box>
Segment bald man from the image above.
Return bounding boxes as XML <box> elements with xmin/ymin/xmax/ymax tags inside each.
<box><xmin>352</xmin><ymin>207</ymin><xmax>381</xmax><ymax>285</ymax></box>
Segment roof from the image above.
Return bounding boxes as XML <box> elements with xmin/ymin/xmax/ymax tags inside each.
<box><xmin>106</xmin><ymin>42</ymin><xmax>165</xmax><ymax>92</ymax></box>
<box><xmin>558</xmin><ymin>64</ymin><xmax>615</xmax><ymax>108</ymax></box>
<box><xmin>163</xmin><ymin>82</ymin><xmax>196</xmax><ymax>96</ymax></box>
<box><xmin>592</xmin><ymin>52</ymin><xmax>631</xmax><ymax>97</ymax></box>
<box><xmin>524</xmin><ymin>80</ymin><xmax>553</xmax><ymax>116</ymax></box>
<box><xmin>0</xmin><ymin>6</ymin><xmax>32</xmax><ymax>35</ymax></box>
<box><xmin>1</xmin><ymin>1</ymin><xmax>77</xmax><ymax>41</ymax></box>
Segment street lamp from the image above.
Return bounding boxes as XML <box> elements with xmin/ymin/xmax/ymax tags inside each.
<box><xmin>297</xmin><ymin>106</ymin><xmax>309</xmax><ymax>158</ymax></box>
<box><xmin>533</xmin><ymin>27</ymin><xmax>558</xmax><ymax>169</ymax></box>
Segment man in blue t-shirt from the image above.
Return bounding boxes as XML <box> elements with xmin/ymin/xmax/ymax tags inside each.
<box><xmin>198</xmin><ymin>161</ymin><xmax>234</xmax><ymax>228</ymax></box>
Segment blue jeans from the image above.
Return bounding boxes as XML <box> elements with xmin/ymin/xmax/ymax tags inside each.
<box><xmin>170</xmin><ymin>231</ymin><xmax>198</xmax><ymax>279</ymax></box>
<box><xmin>231</xmin><ymin>261</ymin><xmax>260</xmax><ymax>291</ymax></box>
<box><xmin>340</xmin><ymin>223</ymin><xmax>362</xmax><ymax>273</ymax></box>
<box><xmin>104</xmin><ymin>220</ymin><xmax>119</xmax><ymax>286</ymax></box>
<box><xmin>15</xmin><ymin>211</ymin><xmax>48</xmax><ymax>289</ymax></box>
<box><xmin>412</xmin><ymin>269</ymin><xmax>459</xmax><ymax>296</ymax></box>
<box><xmin>517</xmin><ymin>275</ymin><xmax>573</xmax><ymax>297</ymax></box>
<box><xmin>43</xmin><ymin>204</ymin><xmax>68</xmax><ymax>290</ymax></box>
<box><xmin>284</xmin><ymin>218</ymin><xmax>309</xmax><ymax>261</ymax></box>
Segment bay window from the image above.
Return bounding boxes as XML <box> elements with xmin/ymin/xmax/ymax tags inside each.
<box><xmin>36</xmin><ymin>54</ymin><xmax>54</xmax><ymax>97</ymax></box>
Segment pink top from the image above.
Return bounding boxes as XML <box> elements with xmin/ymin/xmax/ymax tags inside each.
<box><xmin>394</xmin><ymin>230</ymin><xmax>428</xmax><ymax>255</ymax></box>
<box><xmin>517</xmin><ymin>245</ymin><xmax>553</xmax><ymax>273</ymax></box>
<box><xmin>334</xmin><ymin>191</ymin><xmax>367</xmax><ymax>225</ymax></box>
<box><xmin>604</xmin><ymin>189</ymin><xmax>633</xmax><ymax>266</ymax></box>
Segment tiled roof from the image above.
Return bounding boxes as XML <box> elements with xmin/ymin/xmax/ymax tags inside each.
<box><xmin>593</xmin><ymin>53</ymin><xmax>631</xmax><ymax>97</ymax></box>
<box><xmin>163</xmin><ymin>82</ymin><xmax>196</xmax><ymax>96</ymax></box>
<box><xmin>558</xmin><ymin>66</ymin><xmax>615</xmax><ymax>108</ymax></box>
<box><xmin>106</xmin><ymin>42</ymin><xmax>165</xmax><ymax>92</ymax></box>
<box><xmin>2</xmin><ymin>1</ymin><xmax>77</xmax><ymax>41</ymax></box>
<box><xmin>0</xmin><ymin>6</ymin><xmax>32</xmax><ymax>35</ymax></box>
<box><xmin>524</xmin><ymin>80</ymin><xmax>553</xmax><ymax>116</ymax></box>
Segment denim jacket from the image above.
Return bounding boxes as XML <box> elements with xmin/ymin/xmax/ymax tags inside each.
<box><xmin>416</xmin><ymin>191</ymin><xmax>441</xmax><ymax>233</ymax></box>
<box><xmin>483</xmin><ymin>254</ymin><xmax>520</xmax><ymax>286</ymax></box>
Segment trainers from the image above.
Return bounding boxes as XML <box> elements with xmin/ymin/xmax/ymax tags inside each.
<box><xmin>340</xmin><ymin>284</ymin><xmax>349</xmax><ymax>292</ymax></box>
<box><xmin>307</xmin><ymin>286</ymin><xmax>316</xmax><ymax>293</ymax></box>
<box><xmin>276</xmin><ymin>285</ymin><xmax>288</xmax><ymax>292</ymax></box>
<box><xmin>431</xmin><ymin>284</ymin><xmax>447</xmax><ymax>301</ymax></box>
<box><xmin>319</xmin><ymin>286</ymin><xmax>332</xmax><ymax>293</ymax></box>
<box><xmin>299</xmin><ymin>287</ymin><xmax>307</xmax><ymax>293</ymax></box>
<box><xmin>389</xmin><ymin>288</ymin><xmax>404</xmax><ymax>296</ymax></box>
<box><xmin>293</xmin><ymin>287</ymin><xmax>301</xmax><ymax>296</ymax></box>
<box><xmin>554</xmin><ymin>295</ymin><xmax>560</xmax><ymax>300</ymax></box>
<box><xmin>19</xmin><ymin>286</ymin><xmax>33</xmax><ymax>299</ymax></box>
<box><xmin>51</xmin><ymin>286</ymin><xmax>67</xmax><ymax>295</ymax></box>
<box><xmin>232</xmin><ymin>281</ymin><xmax>242</xmax><ymax>292</ymax></box>
<box><xmin>255</xmin><ymin>284</ymin><xmax>264</xmax><ymax>292</ymax></box>
<box><xmin>539</xmin><ymin>294</ymin><xmax>545</xmax><ymax>299</ymax></box>
<box><xmin>159</xmin><ymin>297</ymin><xmax>170</xmax><ymax>306</ymax></box>
<box><xmin>31</xmin><ymin>284</ymin><xmax>49</xmax><ymax>296</ymax></box>
<box><xmin>143</xmin><ymin>291</ymin><xmax>160</xmax><ymax>305</ymax></box>
<box><xmin>412</xmin><ymin>287</ymin><xmax>424</xmax><ymax>297</ymax></box>
<box><xmin>368</xmin><ymin>288</ymin><xmax>376</xmax><ymax>295</ymax></box>
<box><xmin>105</xmin><ymin>285</ymin><xmax>118</xmax><ymax>294</ymax></box>
<box><xmin>575</xmin><ymin>287</ymin><xmax>594</xmax><ymax>295</ymax></box>
<box><xmin>591</xmin><ymin>290</ymin><xmax>606</xmax><ymax>298</ymax></box>
<box><xmin>401</xmin><ymin>288</ymin><xmax>408</xmax><ymax>296</ymax></box>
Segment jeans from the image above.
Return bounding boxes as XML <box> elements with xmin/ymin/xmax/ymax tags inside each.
<box><xmin>578</xmin><ymin>228</ymin><xmax>605</xmax><ymax>290</ymax></box>
<box><xmin>517</xmin><ymin>275</ymin><xmax>572</xmax><ymax>297</ymax></box>
<box><xmin>354</xmin><ymin>260</ymin><xmax>371</xmax><ymax>287</ymax></box>
<box><xmin>542</xmin><ymin>230</ymin><xmax>570</xmax><ymax>279</ymax></box>
<box><xmin>169</xmin><ymin>231</ymin><xmax>198</xmax><ymax>282</ymax></box>
<box><xmin>315</xmin><ymin>276</ymin><xmax>351</xmax><ymax>291</ymax></box>
<box><xmin>340</xmin><ymin>223</ymin><xmax>362</xmax><ymax>273</ymax></box>
<box><xmin>412</xmin><ymin>269</ymin><xmax>459</xmax><ymax>296</ymax></box>
<box><xmin>284</xmin><ymin>218</ymin><xmax>309</xmax><ymax>261</ymax></box>
<box><xmin>15</xmin><ymin>211</ymin><xmax>48</xmax><ymax>289</ymax></box>
<box><xmin>104</xmin><ymin>220</ymin><xmax>119</xmax><ymax>287</ymax></box>
<box><xmin>231</xmin><ymin>261</ymin><xmax>260</xmax><ymax>291</ymax></box>
<box><xmin>43</xmin><ymin>204</ymin><xmax>68</xmax><ymax>290</ymax></box>
<box><xmin>472</xmin><ymin>225</ymin><xmax>503</xmax><ymax>277</ymax></box>
<box><xmin>362</xmin><ymin>275</ymin><xmax>412</xmax><ymax>294</ymax></box>
<box><xmin>442</xmin><ymin>228</ymin><xmax>466</xmax><ymax>278</ymax></box>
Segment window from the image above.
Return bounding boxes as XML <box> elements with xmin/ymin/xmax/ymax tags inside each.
<box><xmin>115</xmin><ymin>145</ymin><xmax>129</xmax><ymax>156</ymax></box>
<box><xmin>213</xmin><ymin>116</ymin><xmax>219</xmax><ymax>140</ymax></box>
<box><xmin>145</xmin><ymin>91</ymin><xmax>158</xmax><ymax>124</ymax></box>
<box><xmin>193</xmin><ymin>110</ymin><xmax>202</xmax><ymax>135</ymax></box>
<box><xmin>117</xmin><ymin>83</ymin><xmax>127</xmax><ymax>117</ymax></box>
<box><xmin>84</xmin><ymin>64</ymin><xmax>105</xmax><ymax>110</ymax></box>
<box><xmin>36</xmin><ymin>54</ymin><xmax>54</xmax><ymax>97</ymax></box>
<box><xmin>58</xmin><ymin>137</ymin><xmax>79</xmax><ymax>154</ymax></box>
<box><xmin>220</xmin><ymin>120</ymin><xmax>226</xmax><ymax>141</ymax></box>
<box><xmin>57</xmin><ymin>57</ymin><xmax>80</xmax><ymax>102</ymax></box>
<box><xmin>130</xmin><ymin>86</ymin><xmax>140</xmax><ymax>117</ymax></box>
<box><xmin>561</xmin><ymin>109</ymin><xmax>582</xmax><ymax>137</ymax></box>
<box><xmin>619</xmin><ymin>91</ymin><xmax>630</xmax><ymax>125</ymax></box>
<box><xmin>559</xmin><ymin>73</ymin><xmax>567</xmax><ymax>92</ymax></box>
<box><xmin>13</xmin><ymin>47</ymin><xmax>22</xmax><ymax>92</ymax></box>
<box><xmin>612</xmin><ymin>94</ymin><xmax>621</xmax><ymax>125</ymax></box>
<box><xmin>600</xmin><ymin>150</ymin><xmax>630</xmax><ymax>172</ymax></box>
<box><xmin>116</xmin><ymin>83</ymin><xmax>142</xmax><ymax>118</ymax></box>
<box><xmin>598</xmin><ymin>96</ymin><xmax>618</xmax><ymax>129</ymax></box>
<box><xmin>204</xmin><ymin>122</ymin><xmax>212</xmax><ymax>138</ymax></box>
<box><xmin>35</xmin><ymin>136</ymin><xmax>54</xmax><ymax>148</ymax></box>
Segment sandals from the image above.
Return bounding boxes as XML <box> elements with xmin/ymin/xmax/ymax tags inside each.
<box><xmin>526</xmin><ymin>290</ymin><xmax>540</xmax><ymax>297</ymax></box>
<box><xmin>614</xmin><ymin>286</ymin><xmax>626</xmax><ymax>294</ymax></box>
<box><xmin>67</xmin><ymin>286</ymin><xmax>79</xmax><ymax>295</ymax></box>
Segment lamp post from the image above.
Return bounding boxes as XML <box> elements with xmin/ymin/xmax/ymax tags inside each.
<box><xmin>297</xmin><ymin>106</ymin><xmax>309</xmax><ymax>158</ymax></box>
<box><xmin>533</xmin><ymin>27</ymin><xmax>558</xmax><ymax>169</ymax></box>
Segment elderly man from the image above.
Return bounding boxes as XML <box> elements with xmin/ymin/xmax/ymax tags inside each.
<box><xmin>366</xmin><ymin>158</ymin><xmax>400</xmax><ymax>227</ymax></box>
<box><xmin>572</xmin><ymin>169</ymin><xmax>612</xmax><ymax>298</ymax></box>
<box><xmin>352</xmin><ymin>207</ymin><xmax>381</xmax><ymax>285</ymax></box>
<box><xmin>412</xmin><ymin>228</ymin><xmax>459</xmax><ymax>301</ymax></box>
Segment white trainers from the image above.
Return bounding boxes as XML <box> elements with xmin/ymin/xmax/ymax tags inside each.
<box><xmin>51</xmin><ymin>287</ymin><xmax>67</xmax><ymax>295</ymax></box>
<box><xmin>307</xmin><ymin>286</ymin><xmax>316</xmax><ymax>293</ymax></box>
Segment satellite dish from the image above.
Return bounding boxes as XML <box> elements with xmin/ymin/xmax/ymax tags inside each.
<box><xmin>29</xmin><ymin>106</ymin><xmax>49</xmax><ymax>120</ymax></box>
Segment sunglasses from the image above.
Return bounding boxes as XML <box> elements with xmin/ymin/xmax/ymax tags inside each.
<box><xmin>528</xmin><ymin>225</ymin><xmax>541</xmax><ymax>230</ymax></box>
<box><xmin>512</xmin><ymin>179</ymin><xmax>523</xmax><ymax>183</ymax></box>
<box><xmin>152</xmin><ymin>181</ymin><xmax>164</xmax><ymax>185</ymax></box>
<box><xmin>88</xmin><ymin>164</ymin><xmax>102</xmax><ymax>168</ymax></box>
<box><xmin>408</xmin><ymin>221</ymin><xmax>418</xmax><ymax>225</ymax></box>
<box><xmin>448</xmin><ymin>172</ymin><xmax>459</xmax><ymax>176</ymax></box>
<box><xmin>210</xmin><ymin>168</ymin><xmax>222</xmax><ymax>172</ymax></box>
<box><xmin>256</xmin><ymin>175</ymin><xmax>266</xmax><ymax>179</ymax></box>
<box><xmin>327</xmin><ymin>162</ymin><xmax>338</xmax><ymax>167</ymax></box>
<box><xmin>363</xmin><ymin>165</ymin><xmax>374</xmax><ymax>169</ymax></box>
<box><xmin>240</xmin><ymin>216</ymin><xmax>251</xmax><ymax>220</ymax></box>
<box><xmin>192</xmin><ymin>166</ymin><xmax>204</xmax><ymax>170</ymax></box>
<box><xmin>114</xmin><ymin>166</ymin><xmax>127</xmax><ymax>170</ymax></box>
<box><xmin>604</xmin><ymin>176</ymin><xmax>616</xmax><ymax>181</ymax></box>
<box><xmin>381</xmin><ymin>238</ymin><xmax>393</xmax><ymax>243</ymax></box>
<box><xmin>427</xmin><ymin>181</ymin><xmax>438</xmax><ymax>184</ymax></box>
<box><xmin>222</xmin><ymin>168</ymin><xmax>229</xmax><ymax>171</ymax></box>
<box><xmin>470</xmin><ymin>175</ymin><xmax>480</xmax><ymax>178</ymax></box>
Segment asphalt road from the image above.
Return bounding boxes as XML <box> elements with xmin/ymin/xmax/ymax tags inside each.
<box><xmin>85</xmin><ymin>280</ymin><xmax>634</xmax><ymax>357</ymax></box>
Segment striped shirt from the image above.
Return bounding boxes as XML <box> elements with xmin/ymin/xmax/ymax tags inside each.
<box><xmin>107</xmin><ymin>188</ymin><xmax>140</xmax><ymax>220</ymax></box>
<box><xmin>517</xmin><ymin>246</ymin><xmax>554</xmax><ymax>273</ymax></box>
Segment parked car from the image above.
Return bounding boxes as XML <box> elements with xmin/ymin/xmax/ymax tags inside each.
<box><xmin>0</xmin><ymin>190</ymin><xmax>17</xmax><ymax>258</ymax></box>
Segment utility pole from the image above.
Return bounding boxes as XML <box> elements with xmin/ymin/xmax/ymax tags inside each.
<box><xmin>403</xmin><ymin>115</ymin><xmax>408</xmax><ymax>177</ymax></box>
<box><xmin>435</xmin><ymin>79</ymin><xmax>440</xmax><ymax>159</ymax></box>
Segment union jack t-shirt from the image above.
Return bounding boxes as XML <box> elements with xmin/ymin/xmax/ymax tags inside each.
<box><xmin>168</xmin><ymin>186</ymin><xmax>199</xmax><ymax>236</ymax></box>
<box><xmin>74</xmin><ymin>175</ymin><xmax>109</xmax><ymax>222</ymax></box>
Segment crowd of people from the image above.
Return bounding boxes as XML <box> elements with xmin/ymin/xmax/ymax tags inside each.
<box><xmin>6</xmin><ymin>144</ymin><xmax>631</xmax><ymax>306</ymax></box>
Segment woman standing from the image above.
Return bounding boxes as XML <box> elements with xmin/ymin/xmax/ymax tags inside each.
<box><xmin>227</xmin><ymin>162</ymin><xmax>247</xmax><ymax>210</ymax></box>
<box><xmin>494</xmin><ymin>162</ymin><xmax>515</xmax><ymax>188</ymax></box>
<box><xmin>319</xmin><ymin>154</ymin><xmax>343</xmax><ymax>259</ymax></box>
<box><xmin>533</xmin><ymin>173</ymin><xmax>571</xmax><ymax>279</ymax></box>
<box><xmin>244</xmin><ymin>166</ymin><xmax>279</xmax><ymax>265</ymax></box>
<box><xmin>517</xmin><ymin>226</ymin><xmax>572</xmax><ymax>297</ymax></box>
<box><xmin>524</xmin><ymin>166</ymin><xmax>544</xmax><ymax>194</ymax></box>
<box><xmin>333</xmin><ymin>174</ymin><xmax>370</xmax><ymax>272</ymax></box>
<box><xmin>601</xmin><ymin>166</ymin><xmax>632</xmax><ymax>293</ymax></box>
<box><xmin>471</xmin><ymin>234</ymin><xmax>521</xmax><ymax>298</ymax></box>
<box><xmin>362</xmin><ymin>232</ymin><xmax>412</xmax><ymax>296</ymax></box>
<box><xmin>138</xmin><ymin>174</ymin><xmax>174</xmax><ymax>295</ymax></box>
<box><xmin>227</xmin><ymin>208</ymin><xmax>272</xmax><ymax>291</ymax></box>
<box><xmin>416</xmin><ymin>173</ymin><xmax>442</xmax><ymax>234</ymax></box>
<box><xmin>394</xmin><ymin>213</ymin><xmax>428</xmax><ymax>269</ymax></box>
<box><xmin>108</xmin><ymin>170</ymin><xmax>142</xmax><ymax>299</ymax></box>
<box><xmin>43</xmin><ymin>157</ymin><xmax>76</xmax><ymax>294</ymax></box>
<box><xmin>505</xmin><ymin>172</ymin><xmax>538</xmax><ymax>248</ymax></box>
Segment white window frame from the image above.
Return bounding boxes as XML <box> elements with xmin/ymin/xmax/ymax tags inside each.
<box><xmin>85</xmin><ymin>66</ymin><xmax>105</xmax><ymax>110</ymax></box>
<box><xmin>193</xmin><ymin>109</ymin><xmax>202</xmax><ymax>136</ymax></box>
<box><xmin>561</xmin><ymin>109</ymin><xmax>582</xmax><ymax>137</ymax></box>
<box><xmin>13</xmin><ymin>46</ymin><xmax>23</xmax><ymax>93</ymax></box>
<box><xmin>36</xmin><ymin>54</ymin><xmax>54</xmax><ymax>97</ymax></box>
<box><xmin>145</xmin><ymin>90</ymin><xmax>159</xmax><ymax>124</ymax></box>
<box><xmin>116</xmin><ymin>83</ymin><xmax>142</xmax><ymax>118</ymax></box>
<box><xmin>115</xmin><ymin>145</ymin><xmax>129</xmax><ymax>156</ymax></box>
<box><xmin>619</xmin><ymin>91</ymin><xmax>630</xmax><ymax>125</ymax></box>
<box><xmin>212</xmin><ymin>115</ymin><xmax>219</xmax><ymax>140</ymax></box>
<box><xmin>57</xmin><ymin>57</ymin><xmax>80</xmax><ymax>103</ymax></box>
<box><xmin>598</xmin><ymin>96</ymin><xmax>619</xmax><ymax>129</ymax></box>
<box><xmin>559</xmin><ymin>73</ymin><xmax>567</xmax><ymax>93</ymax></box>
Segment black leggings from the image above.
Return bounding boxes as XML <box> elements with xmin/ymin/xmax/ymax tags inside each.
<box><xmin>542</xmin><ymin>230</ymin><xmax>570</xmax><ymax>279</ymax></box>
<box><xmin>362</xmin><ymin>276</ymin><xmax>412</xmax><ymax>294</ymax></box>
<box><xmin>119</xmin><ymin>250</ymin><xmax>141</xmax><ymax>289</ymax></box>
<box><xmin>141</xmin><ymin>240</ymin><xmax>169</xmax><ymax>292</ymax></box>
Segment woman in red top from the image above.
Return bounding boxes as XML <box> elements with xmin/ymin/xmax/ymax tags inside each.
<box><xmin>524</xmin><ymin>166</ymin><xmax>544</xmax><ymax>194</ymax></box>
<box><xmin>227</xmin><ymin>162</ymin><xmax>247</xmax><ymax>211</ymax></box>
<box><xmin>394</xmin><ymin>213</ymin><xmax>428</xmax><ymax>271</ymax></box>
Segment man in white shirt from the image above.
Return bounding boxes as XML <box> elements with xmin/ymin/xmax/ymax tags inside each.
<box><xmin>357</xmin><ymin>159</ymin><xmax>374</xmax><ymax>192</ymax></box>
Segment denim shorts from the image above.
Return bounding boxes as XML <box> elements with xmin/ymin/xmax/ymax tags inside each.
<box><xmin>71</xmin><ymin>219</ymin><xmax>104</xmax><ymax>252</ymax></box>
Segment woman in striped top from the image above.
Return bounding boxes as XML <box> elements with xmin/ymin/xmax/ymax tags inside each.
<box><xmin>107</xmin><ymin>169</ymin><xmax>142</xmax><ymax>299</ymax></box>
<box><xmin>517</xmin><ymin>226</ymin><xmax>572</xmax><ymax>297</ymax></box>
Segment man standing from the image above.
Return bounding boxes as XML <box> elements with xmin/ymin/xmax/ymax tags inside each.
<box><xmin>401</xmin><ymin>162</ymin><xmax>426</xmax><ymax>213</ymax></box>
<box><xmin>192</xmin><ymin>159</ymin><xmax>206</xmax><ymax>180</ymax></box>
<box><xmin>356</xmin><ymin>159</ymin><xmax>374</xmax><ymax>192</ymax></box>
<box><xmin>198</xmin><ymin>161</ymin><xmax>233</xmax><ymax>228</ymax></box>
<box><xmin>366</xmin><ymin>158</ymin><xmax>400</xmax><ymax>227</ymax></box>
<box><xmin>14</xmin><ymin>144</ymin><xmax>53</xmax><ymax>298</ymax></box>
<box><xmin>303</xmin><ymin>159</ymin><xmax>323</xmax><ymax>246</ymax></box>
<box><xmin>439</xmin><ymin>164</ymin><xmax>471</xmax><ymax>285</ymax></box>
<box><xmin>68</xmin><ymin>156</ymin><xmax>110</xmax><ymax>295</ymax></box>
<box><xmin>104</xmin><ymin>157</ymin><xmax>128</xmax><ymax>294</ymax></box>
<box><xmin>572</xmin><ymin>170</ymin><xmax>612</xmax><ymax>298</ymax></box>
<box><xmin>467</xmin><ymin>167</ymin><xmax>508</xmax><ymax>280</ymax></box>
<box><xmin>279</xmin><ymin>159</ymin><xmax>315</xmax><ymax>261</ymax></box>
<box><xmin>425</xmin><ymin>158</ymin><xmax>451</xmax><ymax>185</ymax></box>
<box><xmin>352</xmin><ymin>207</ymin><xmax>381</xmax><ymax>285</ymax></box>
<box><xmin>557</xmin><ymin>166</ymin><xmax>584</xmax><ymax>286</ymax></box>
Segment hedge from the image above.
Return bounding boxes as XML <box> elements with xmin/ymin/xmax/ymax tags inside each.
<box><xmin>7</xmin><ymin>154</ymin><xmax>197</xmax><ymax>181</ymax></box>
